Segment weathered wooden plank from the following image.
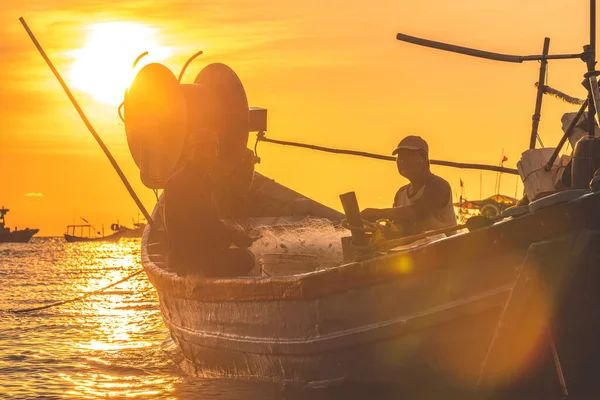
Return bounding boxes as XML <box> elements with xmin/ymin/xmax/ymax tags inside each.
<box><xmin>475</xmin><ymin>234</ymin><xmax>577</xmax><ymax>392</ymax></box>
<box><xmin>141</xmin><ymin>190</ymin><xmax>600</xmax><ymax>388</ymax></box>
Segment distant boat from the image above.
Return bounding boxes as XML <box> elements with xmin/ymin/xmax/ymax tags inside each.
<box><xmin>110</xmin><ymin>215</ymin><xmax>147</xmax><ymax>238</ymax></box>
<box><xmin>64</xmin><ymin>223</ymin><xmax>124</xmax><ymax>243</ymax></box>
<box><xmin>454</xmin><ymin>194</ymin><xmax>519</xmax><ymax>220</ymax></box>
<box><xmin>0</xmin><ymin>206</ymin><xmax>39</xmax><ymax>243</ymax></box>
<box><xmin>120</xmin><ymin>222</ymin><xmax>146</xmax><ymax>238</ymax></box>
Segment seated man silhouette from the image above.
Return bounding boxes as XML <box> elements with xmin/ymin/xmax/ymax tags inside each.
<box><xmin>164</xmin><ymin>131</ymin><xmax>256</xmax><ymax>277</ymax></box>
<box><xmin>211</xmin><ymin>147</ymin><xmax>257</xmax><ymax>219</ymax></box>
<box><xmin>360</xmin><ymin>136</ymin><xmax>457</xmax><ymax>237</ymax></box>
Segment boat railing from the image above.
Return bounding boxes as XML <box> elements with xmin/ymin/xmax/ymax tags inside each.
<box><xmin>65</xmin><ymin>224</ymin><xmax>93</xmax><ymax>237</ymax></box>
<box><xmin>394</xmin><ymin>1</ymin><xmax>599</xmax><ymax>163</ymax></box>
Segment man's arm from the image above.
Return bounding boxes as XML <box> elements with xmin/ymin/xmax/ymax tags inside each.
<box><xmin>361</xmin><ymin>177</ymin><xmax>450</xmax><ymax>222</ymax></box>
<box><xmin>361</xmin><ymin>205</ymin><xmax>417</xmax><ymax>222</ymax></box>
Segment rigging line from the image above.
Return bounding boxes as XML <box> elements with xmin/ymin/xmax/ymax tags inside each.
<box><xmin>536</xmin><ymin>82</ymin><xmax>586</xmax><ymax>105</ymax></box>
<box><xmin>537</xmin><ymin>134</ymin><xmax>545</xmax><ymax>148</ymax></box>
<box><xmin>2</xmin><ymin>269</ymin><xmax>145</xmax><ymax>314</ymax></box>
<box><xmin>257</xmin><ymin>135</ymin><xmax>520</xmax><ymax>175</ymax></box>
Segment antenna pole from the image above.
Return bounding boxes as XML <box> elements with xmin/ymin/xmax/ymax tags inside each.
<box><xmin>19</xmin><ymin>17</ymin><xmax>155</xmax><ymax>228</ymax></box>
<box><xmin>530</xmin><ymin>38</ymin><xmax>551</xmax><ymax>149</ymax></box>
<box><xmin>585</xmin><ymin>0</ymin><xmax>600</xmax><ymax>133</ymax></box>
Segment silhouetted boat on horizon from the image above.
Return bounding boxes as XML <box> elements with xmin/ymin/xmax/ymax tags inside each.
<box><xmin>110</xmin><ymin>215</ymin><xmax>147</xmax><ymax>238</ymax></box>
<box><xmin>454</xmin><ymin>194</ymin><xmax>519</xmax><ymax>220</ymax></box>
<box><xmin>0</xmin><ymin>206</ymin><xmax>39</xmax><ymax>243</ymax></box>
<box><xmin>64</xmin><ymin>223</ymin><xmax>124</xmax><ymax>243</ymax></box>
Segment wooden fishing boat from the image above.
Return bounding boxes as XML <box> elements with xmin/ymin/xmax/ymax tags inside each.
<box><xmin>454</xmin><ymin>194</ymin><xmax>519</xmax><ymax>220</ymax></box>
<box><xmin>130</xmin><ymin>13</ymin><xmax>600</xmax><ymax>396</ymax></box>
<box><xmin>127</xmin><ymin>36</ymin><xmax>600</xmax><ymax>395</ymax></box>
<box><xmin>64</xmin><ymin>224</ymin><xmax>124</xmax><ymax>243</ymax></box>
<box><xmin>0</xmin><ymin>207</ymin><xmax>39</xmax><ymax>243</ymax></box>
<box><xmin>140</xmin><ymin>183</ymin><xmax>600</xmax><ymax>395</ymax></box>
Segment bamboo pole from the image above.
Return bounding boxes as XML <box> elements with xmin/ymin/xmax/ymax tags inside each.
<box><xmin>530</xmin><ymin>38</ymin><xmax>550</xmax><ymax>149</ymax></box>
<box><xmin>19</xmin><ymin>17</ymin><xmax>155</xmax><ymax>228</ymax></box>
<box><xmin>395</xmin><ymin>33</ymin><xmax>582</xmax><ymax>63</ymax></box>
<box><xmin>544</xmin><ymin>100</ymin><xmax>588</xmax><ymax>171</ymax></box>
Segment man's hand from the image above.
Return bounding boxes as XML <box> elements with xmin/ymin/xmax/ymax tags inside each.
<box><xmin>230</xmin><ymin>224</ymin><xmax>257</xmax><ymax>248</ymax></box>
<box><xmin>360</xmin><ymin>208</ymin><xmax>384</xmax><ymax>222</ymax></box>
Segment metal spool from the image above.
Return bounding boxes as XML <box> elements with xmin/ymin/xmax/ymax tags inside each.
<box><xmin>124</xmin><ymin>62</ymin><xmax>255</xmax><ymax>190</ymax></box>
<box><xmin>124</xmin><ymin>63</ymin><xmax>188</xmax><ymax>189</ymax></box>
<box><xmin>193</xmin><ymin>63</ymin><xmax>250</xmax><ymax>161</ymax></box>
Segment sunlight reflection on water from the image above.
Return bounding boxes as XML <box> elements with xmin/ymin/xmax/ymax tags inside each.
<box><xmin>0</xmin><ymin>238</ymin><xmax>186</xmax><ymax>398</ymax></box>
<box><xmin>0</xmin><ymin>238</ymin><xmax>432</xmax><ymax>400</ymax></box>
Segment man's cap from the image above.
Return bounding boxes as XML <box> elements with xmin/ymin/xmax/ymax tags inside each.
<box><xmin>392</xmin><ymin>135</ymin><xmax>429</xmax><ymax>155</ymax></box>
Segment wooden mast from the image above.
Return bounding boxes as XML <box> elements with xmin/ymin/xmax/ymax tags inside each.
<box><xmin>529</xmin><ymin>38</ymin><xmax>550</xmax><ymax>149</ymax></box>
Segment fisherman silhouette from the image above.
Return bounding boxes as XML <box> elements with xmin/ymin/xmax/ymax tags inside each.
<box><xmin>360</xmin><ymin>136</ymin><xmax>457</xmax><ymax>236</ymax></box>
<box><xmin>164</xmin><ymin>130</ymin><xmax>256</xmax><ymax>277</ymax></box>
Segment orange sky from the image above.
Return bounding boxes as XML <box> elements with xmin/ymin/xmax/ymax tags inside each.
<box><xmin>0</xmin><ymin>0</ymin><xmax>594</xmax><ymax>236</ymax></box>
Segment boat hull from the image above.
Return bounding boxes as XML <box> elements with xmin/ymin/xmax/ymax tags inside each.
<box><xmin>0</xmin><ymin>228</ymin><xmax>39</xmax><ymax>243</ymax></box>
<box><xmin>142</xmin><ymin>190</ymin><xmax>600</xmax><ymax>395</ymax></box>
<box><xmin>121</xmin><ymin>226</ymin><xmax>145</xmax><ymax>238</ymax></box>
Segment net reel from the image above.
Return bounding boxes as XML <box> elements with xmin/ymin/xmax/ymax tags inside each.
<box><xmin>124</xmin><ymin>61</ymin><xmax>267</xmax><ymax>189</ymax></box>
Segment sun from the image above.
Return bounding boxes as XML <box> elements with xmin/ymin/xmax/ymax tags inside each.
<box><xmin>68</xmin><ymin>22</ymin><xmax>172</xmax><ymax>106</ymax></box>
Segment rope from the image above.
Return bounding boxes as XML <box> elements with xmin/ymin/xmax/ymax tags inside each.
<box><xmin>537</xmin><ymin>134</ymin><xmax>545</xmax><ymax>148</ymax></box>
<box><xmin>255</xmin><ymin>134</ymin><xmax>519</xmax><ymax>175</ymax></box>
<box><xmin>259</xmin><ymin>262</ymin><xmax>272</xmax><ymax>277</ymax></box>
<box><xmin>536</xmin><ymin>82</ymin><xmax>586</xmax><ymax>105</ymax></box>
<box><xmin>2</xmin><ymin>269</ymin><xmax>145</xmax><ymax>314</ymax></box>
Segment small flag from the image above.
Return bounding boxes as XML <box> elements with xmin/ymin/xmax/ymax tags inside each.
<box><xmin>502</xmin><ymin>155</ymin><xmax>508</xmax><ymax>163</ymax></box>
<box><xmin>460</xmin><ymin>178</ymin><xmax>464</xmax><ymax>187</ymax></box>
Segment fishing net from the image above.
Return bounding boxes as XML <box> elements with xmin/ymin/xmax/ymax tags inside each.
<box><xmin>248</xmin><ymin>218</ymin><xmax>347</xmax><ymax>275</ymax></box>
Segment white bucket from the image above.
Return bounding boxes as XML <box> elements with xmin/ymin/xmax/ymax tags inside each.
<box><xmin>554</xmin><ymin>154</ymin><xmax>572</xmax><ymax>191</ymax></box>
<box><xmin>517</xmin><ymin>148</ymin><xmax>562</xmax><ymax>201</ymax></box>
<box><xmin>260</xmin><ymin>253</ymin><xmax>319</xmax><ymax>277</ymax></box>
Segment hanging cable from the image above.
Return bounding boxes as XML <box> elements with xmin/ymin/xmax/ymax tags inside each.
<box><xmin>2</xmin><ymin>269</ymin><xmax>144</xmax><ymax>314</ymax></box>
<box><xmin>117</xmin><ymin>51</ymin><xmax>150</xmax><ymax>124</ymax></box>
<box><xmin>254</xmin><ymin>131</ymin><xmax>264</xmax><ymax>163</ymax></box>
<box><xmin>178</xmin><ymin>50</ymin><xmax>204</xmax><ymax>83</ymax></box>
<box><xmin>117</xmin><ymin>102</ymin><xmax>125</xmax><ymax>123</ymax></box>
<box><xmin>133</xmin><ymin>51</ymin><xmax>149</xmax><ymax>68</ymax></box>
<box><xmin>255</xmin><ymin>133</ymin><xmax>519</xmax><ymax>175</ymax></box>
